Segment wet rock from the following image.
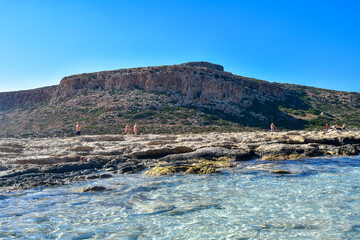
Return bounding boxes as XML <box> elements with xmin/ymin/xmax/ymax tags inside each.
<box><xmin>117</xmin><ymin>163</ymin><xmax>146</xmax><ymax>174</ymax></box>
<box><xmin>86</xmin><ymin>173</ymin><xmax>113</xmax><ymax>179</ymax></box>
<box><xmin>160</xmin><ymin>147</ymin><xmax>253</xmax><ymax>163</ymax></box>
<box><xmin>268</xmin><ymin>169</ymin><xmax>293</xmax><ymax>174</ymax></box>
<box><xmin>325</xmin><ymin>145</ymin><xmax>358</xmax><ymax>156</ymax></box>
<box><xmin>145</xmin><ymin>157</ymin><xmax>233</xmax><ymax>176</ymax></box>
<box><xmin>132</xmin><ymin>146</ymin><xmax>193</xmax><ymax>159</ymax></box>
<box><xmin>145</xmin><ymin>166</ymin><xmax>183</xmax><ymax>176</ymax></box>
<box><xmin>80</xmin><ymin>186</ymin><xmax>109</xmax><ymax>192</ymax></box>
<box><xmin>87</xmin><ymin>159</ymin><xmax>103</xmax><ymax>168</ymax></box>
<box><xmin>261</xmin><ymin>154</ymin><xmax>305</xmax><ymax>161</ymax></box>
<box><xmin>41</xmin><ymin>162</ymin><xmax>94</xmax><ymax>173</ymax></box>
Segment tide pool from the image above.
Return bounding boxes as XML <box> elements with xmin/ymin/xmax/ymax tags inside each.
<box><xmin>1</xmin><ymin>156</ymin><xmax>360</xmax><ymax>239</ymax></box>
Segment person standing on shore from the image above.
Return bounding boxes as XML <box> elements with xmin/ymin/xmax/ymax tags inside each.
<box><xmin>270</xmin><ymin>122</ymin><xmax>277</xmax><ymax>132</ymax></box>
<box><xmin>133</xmin><ymin>123</ymin><xmax>138</xmax><ymax>135</ymax></box>
<box><xmin>76</xmin><ymin>122</ymin><xmax>82</xmax><ymax>136</ymax></box>
<box><xmin>342</xmin><ymin>123</ymin><xmax>347</xmax><ymax>131</ymax></box>
<box><xmin>125</xmin><ymin>124</ymin><xmax>130</xmax><ymax>135</ymax></box>
<box><xmin>325</xmin><ymin>123</ymin><xmax>329</xmax><ymax>131</ymax></box>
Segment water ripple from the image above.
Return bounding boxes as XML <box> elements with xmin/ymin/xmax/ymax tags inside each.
<box><xmin>1</xmin><ymin>156</ymin><xmax>360</xmax><ymax>239</ymax></box>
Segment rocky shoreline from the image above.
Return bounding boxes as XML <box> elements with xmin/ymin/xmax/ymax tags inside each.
<box><xmin>1</xmin><ymin>130</ymin><xmax>360</xmax><ymax>192</ymax></box>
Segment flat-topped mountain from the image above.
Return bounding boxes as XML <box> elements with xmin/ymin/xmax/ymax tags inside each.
<box><xmin>0</xmin><ymin>62</ymin><xmax>359</xmax><ymax>137</ymax></box>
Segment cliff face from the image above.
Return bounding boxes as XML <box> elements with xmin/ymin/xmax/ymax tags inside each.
<box><xmin>55</xmin><ymin>62</ymin><xmax>287</xmax><ymax>116</ymax></box>
<box><xmin>0</xmin><ymin>86</ymin><xmax>57</xmax><ymax>110</ymax></box>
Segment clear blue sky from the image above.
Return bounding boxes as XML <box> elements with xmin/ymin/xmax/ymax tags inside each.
<box><xmin>0</xmin><ymin>0</ymin><xmax>359</xmax><ymax>93</ymax></box>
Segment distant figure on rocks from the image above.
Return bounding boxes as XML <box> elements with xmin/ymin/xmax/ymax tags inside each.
<box><xmin>76</xmin><ymin>122</ymin><xmax>82</xmax><ymax>136</ymax></box>
<box><xmin>133</xmin><ymin>123</ymin><xmax>138</xmax><ymax>135</ymax></box>
<box><xmin>270</xmin><ymin>122</ymin><xmax>277</xmax><ymax>132</ymax></box>
<box><xmin>342</xmin><ymin>123</ymin><xmax>347</xmax><ymax>131</ymax></box>
<box><xmin>335</xmin><ymin>124</ymin><xmax>341</xmax><ymax>131</ymax></box>
<box><xmin>125</xmin><ymin>124</ymin><xmax>130</xmax><ymax>135</ymax></box>
<box><xmin>325</xmin><ymin>123</ymin><xmax>329</xmax><ymax>131</ymax></box>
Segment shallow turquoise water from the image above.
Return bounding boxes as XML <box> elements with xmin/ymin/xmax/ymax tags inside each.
<box><xmin>1</xmin><ymin>156</ymin><xmax>360</xmax><ymax>239</ymax></box>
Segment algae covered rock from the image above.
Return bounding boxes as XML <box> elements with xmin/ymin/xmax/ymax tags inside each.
<box><xmin>198</xmin><ymin>165</ymin><xmax>217</xmax><ymax>174</ymax></box>
<box><xmin>261</xmin><ymin>154</ymin><xmax>305</xmax><ymax>161</ymax></box>
<box><xmin>145</xmin><ymin>157</ymin><xmax>234</xmax><ymax>176</ymax></box>
<box><xmin>145</xmin><ymin>166</ymin><xmax>185</xmax><ymax>176</ymax></box>
<box><xmin>145</xmin><ymin>165</ymin><xmax>219</xmax><ymax>176</ymax></box>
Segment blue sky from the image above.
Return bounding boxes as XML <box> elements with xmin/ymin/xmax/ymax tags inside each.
<box><xmin>0</xmin><ymin>0</ymin><xmax>359</xmax><ymax>92</ymax></box>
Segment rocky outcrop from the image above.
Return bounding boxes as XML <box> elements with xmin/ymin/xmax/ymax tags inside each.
<box><xmin>180</xmin><ymin>61</ymin><xmax>224</xmax><ymax>71</ymax></box>
<box><xmin>0</xmin><ymin>86</ymin><xmax>56</xmax><ymax>110</ymax></box>
<box><xmin>1</xmin><ymin>131</ymin><xmax>360</xmax><ymax>192</ymax></box>
<box><xmin>54</xmin><ymin>62</ymin><xmax>286</xmax><ymax>117</ymax></box>
<box><xmin>0</xmin><ymin>62</ymin><xmax>286</xmax><ymax>115</ymax></box>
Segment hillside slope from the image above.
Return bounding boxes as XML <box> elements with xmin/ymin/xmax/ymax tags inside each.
<box><xmin>0</xmin><ymin>62</ymin><xmax>359</xmax><ymax>137</ymax></box>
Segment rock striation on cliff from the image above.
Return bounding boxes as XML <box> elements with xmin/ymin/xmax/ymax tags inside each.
<box><xmin>0</xmin><ymin>62</ymin><xmax>286</xmax><ymax>111</ymax></box>
<box><xmin>54</xmin><ymin>62</ymin><xmax>287</xmax><ymax>117</ymax></box>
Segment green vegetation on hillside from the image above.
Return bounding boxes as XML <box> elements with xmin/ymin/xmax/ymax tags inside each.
<box><xmin>0</xmin><ymin>85</ymin><xmax>359</xmax><ymax>137</ymax></box>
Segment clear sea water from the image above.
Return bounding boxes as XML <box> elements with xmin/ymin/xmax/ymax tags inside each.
<box><xmin>1</xmin><ymin>156</ymin><xmax>360</xmax><ymax>240</ymax></box>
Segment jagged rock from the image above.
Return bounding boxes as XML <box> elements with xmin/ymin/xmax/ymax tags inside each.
<box><xmin>132</xmin><ymin>146</ymin><xmax>193</xmax><ymax>159</ymax></box>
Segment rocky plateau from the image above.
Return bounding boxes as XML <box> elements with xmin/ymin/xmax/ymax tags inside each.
<box><xmin>1</xmin><ymin>130</ymin><xmax>360</xmax><ymax>192</ymax></box>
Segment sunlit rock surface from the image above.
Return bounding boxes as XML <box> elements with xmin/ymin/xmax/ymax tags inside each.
<box><xmin>1</xmin><ymin>130</ymin><xmax>359</xmax><ymax>191</ymax></box>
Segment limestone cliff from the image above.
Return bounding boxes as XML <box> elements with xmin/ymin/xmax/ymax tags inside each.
<box><xmin>0</xmin><ymin>86</ymin><xmax>56</xmax><ymax>110</ymax></box>
<box><xmin>54</xmin><ymin>62</ymin><xmax>287</xmax><ymax>117</ymax></box>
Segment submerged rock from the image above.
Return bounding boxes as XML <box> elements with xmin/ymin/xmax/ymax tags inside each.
<box><xmin>268</xmin><ymin>169</ymin><xmax>293</xmax><ymax>174</ymax></box>
<box><xmin>79</xmin><ymin>186</ymin><xmax>109</xmax><ymax>192</ymax></box>
<box><xmin>261</xmin><ymin>154</ymin><xmax>305</xmax><ymax>161</ymax></box>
